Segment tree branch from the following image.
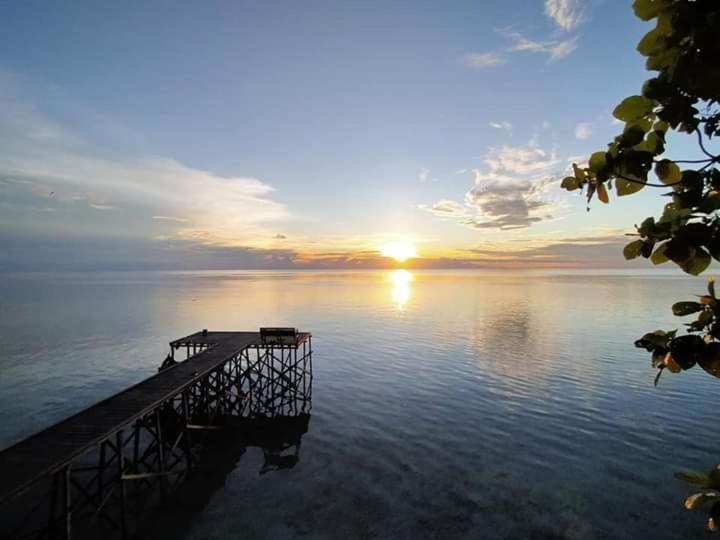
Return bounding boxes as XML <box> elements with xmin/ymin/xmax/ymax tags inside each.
<box><xmin>659</xmin><ymin>158</ymin><xmax>715</xmax><ymax>164</ymax></box>
<box><xmin>611</xmin><ymin>173</ymin><xmax>683</xmax><ymax>188</ymax></box>
<box><xmin>696</xmin><ymin>128</ymin><xmax>719</xmax><ymax>159</ymax></box>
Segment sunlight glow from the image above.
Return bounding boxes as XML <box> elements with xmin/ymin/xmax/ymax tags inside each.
<box><xmin>380</xmin><ymin>241</ymin><xmax>417</xmax><ymax>262</ymax></box>
<box><xmin>388</xmin><ymin>269</ymin><xmax>413</xmax><ymax>309</ymax></box>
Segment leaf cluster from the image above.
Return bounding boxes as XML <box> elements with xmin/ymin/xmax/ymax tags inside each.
<box><xmin>676</xmin><ymin>465</ymin><xmax>720</xmax><ymax>531</ymax></box>
<box><xmin>635</xmin><ymin>278</ymin><xmax>720</xmax><ymax>386</ymax></box>
<box><xmin>561</xmin><ymin>0</ymin><xmax>720</xmax><ymax>382</ymax></box>
<box><xmin>561</xmin><ymin>2</ymin><xmax>720</xmax><ymax>530</ymax></box>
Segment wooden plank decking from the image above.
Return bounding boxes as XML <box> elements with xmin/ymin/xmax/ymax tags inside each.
<box><xmin>0</xmin><ymin>331</ymin><xmax>310</xmax><ymax>505</ymax></box>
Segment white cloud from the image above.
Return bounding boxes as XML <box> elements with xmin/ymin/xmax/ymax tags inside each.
<box><xmin>489</xmin><ymin>121</ymin><xmax>512</xmax><ymax>135</ymax></box>
<box><xmin>508</xmin><ymin>32</ymin><xmax>577</xmax><ymax>61</ymax></box>
<box><xmin>544</xmin><ymin>0</ymin><xmax>586</xmax><ymax>31</ymax></box>
<box><xmin>152</xmin><ymin>215</ymin><xmax>190</xmax><ymax>223</ymax></box>
<box><xmin>418</xmin><ymin>167</ymin><xmax>430</xmax><ymax>183</ymax></box>
<box><xmin>482</xmin><ymin>145</ymin><xmax>560</xmax><ymax>175</ymax></box>
<box><xmin>463</xmin><ymin>52</ymin><xmax>506</xmax><ymax>68</ymax></box>
<box><xmin>421</xmin><ymin>144</ymin><xmax>570</xmax><ymax>231</ymax></box>
<box><xmin>0</xmin><ymin>84</ymin><xmax>288</xmax><ymax>247</ymax></box>
<box><xmin>420</xmin><ymin>200</ymin><xmax>468</xmax><ymax>219</ymax></box>
<box><xmin>574</xmin><ymin>122</ymin><xmax>593</xmax><ymax>140</ymax></box>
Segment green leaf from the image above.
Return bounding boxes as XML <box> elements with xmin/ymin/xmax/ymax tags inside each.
<box><xmin>653</xmin><ymin>120</ymin><xmax>669</xmax><ymax>133</ymax></box>
<box><xmin>646</xmin><ymin>47</ymin><xmax>680</xmax><ymax>73</ymax></box>
<box><xmin>572</xmin><ymin>163</ymin><xmax>586</xmax><ymax>181</ymax></box>
<box><xmin>634</xmin><ymin>132</ymin><xmax>663</xmax><ymax>154</ymax></box>
<box><xmin>613</xmin><ymin>95</ymin><xmax>655</xmax><ymax>122</ymax></box>
<box><xmin>655</xmin><ymin>159</ymin><xmax>682</xmax><ymax>184</ymax></box>
<box><xmin>655</xmin><ymin>9</ymin><xmax>673</xmax><ymax>36</ymax></box>
<box><xmin>675</xmin><ymin>470</ymin><xmax>711</xmax><ymax>486</ymax></box>
<box><xmin>623</xmin><ymin>240</ymin><xmax>644</xmax><ymax>260</ymax></box>
<box><xmin>633</xmin><ymin>0</ymin><xmax>667</xmax><ymax>21</ymax></box>
<box><xmin>672</xmin><ymin>301</ymin><xmax>704</xmax><ymax>316</ymax></box>
<box><xmin>627</xmin><ymin>117</ymin><xmax>653</xmax><ymax>133</ymax></box>
<box><xmin>710</xmin><ymin>466</ymin><xmax>720</xmax><ymax>489</ymax></box>
<box><xmin>637</xmin><ymin>28</ymin><xmax>663</xmax><ymax>56</ymax></box>
<box><xmin>679</xmin><ymin>248</ymin><xmax>712</xmax><ymax>276</ymax></box>
<box><xmin>588</xmin><ymin>152</ymin><xmax>607</xmax><ymax>173</ymax></box>
<box><xmin>621</xmin><ymin>125</ymin><xmax>647</xmax><ymax>146</ymax></box>
<box><xmin>616</xmin><ymin>174</ymin><xmax>645</xmax><ymax>196</ymax></box>
<box><xmin>699</xmin><ymin>343</ymin><xmax>720</xmax><ymax>378</ymax></box>
<box><xmin>635</xmin><ymin>329</ymin><xmax>674</xmax><ymax>350</ymax></box>
<box><xmin>561</xmin><ymin>176</ymin><xmax>580</xmax><ymax>191</ymax></box>
<box><xmin>638</xmin><ymin>217</ymin><xmax>655</xmax><ymax>236</ymax></box>
<box><xmin>651</xmin><ymin>242</ymin><xmax>670</xmax><ymax>264</ymax></box>
<box><xmin>660</xmin><ymin>202</ymin><xmax>690</xmax><ymax>224</ymax></box>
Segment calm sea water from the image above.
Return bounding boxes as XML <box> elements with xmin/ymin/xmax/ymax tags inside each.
<box><xmin>0</xmin><ymin>270</ymin><xmax>718</xmax><ymax>539</ymax></box>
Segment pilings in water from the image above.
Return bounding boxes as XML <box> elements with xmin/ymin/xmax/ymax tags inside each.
<box><xmin>0</xmin><ymin>329</ymin><xmax>313</xmax><ymax>540</ymax></box>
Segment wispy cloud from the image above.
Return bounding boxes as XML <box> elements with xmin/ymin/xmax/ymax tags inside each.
<box><xmin>89</xmin><ymin>203</ymin><xmax>114</xmax><ymax>210</ymax></box>
<box><xmin>0</xmin><ymin>81</ymin><xmax>289</xmax><ymax>248</ymax></box>
<box><xmin>574</xmin><ymin>122</ymin><xmax>593</xmax><ymax>140</ymax></box>
<box><xmin>544</xmin><ymin>0</ymin><xmax>586</xmax><ymax>31</ymax></box>
<box><xmin>489</xmin><ymin>121</ymin><xmax>512</xmax><ymax>135</ymax></box>
<box><xmin>152</xmin><ymin>215</ymin><xmax>190</xmax><ymax>223</ymax></box>
<box><xmin>418</xmin><ymin>167</ymin><xmax>431</xmax><ymax>183</ymax></box>
<box><xmin>507</xmin><ymin>32</ymin><xmax>578</xmax><ymax>61</ymax></box>
<box><xmin>462</xmin><ymin>52</ymin><xmax>506</xmax><ymax>68</ymax></box>
<box><xmin>418</xmin><ymin>200</ymin><xmax>468</xmax><ymax>219</ymax></box>
<box><xmin>463</xmin><ymin>231</ymin><xmax>629</xmax><ymax>267</ymax></box>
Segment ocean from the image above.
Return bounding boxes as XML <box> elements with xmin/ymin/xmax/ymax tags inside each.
<box><xmin>0</xmin><ymin>270</ymin><xmax>716</xmax><ymax>539</ymax></box>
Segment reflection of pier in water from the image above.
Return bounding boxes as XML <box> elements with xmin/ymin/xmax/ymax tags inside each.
<box><xmin>0</xmin><ymin>328</ymin><xmax>313</xmax><ymax>540</ymax></box>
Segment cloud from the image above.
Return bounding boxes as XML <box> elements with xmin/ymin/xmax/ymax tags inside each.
<box><xmin>421</xmin><ymin>144</ymin><xmax>571</xmax><ymax>231</ymax></box>
<box><xmin>544</xmin><ymin>0</ymin><xmax>586</xmax><ymax>31</ymax></box>
<box><xmin>418</xmin><ymin>167</ymin><xmax>430</xmax><ymax>183</ymax></box>
<box><xmin>575</xmin><ymin>122</ymin><xmax>593</xmax><ymax>140</ymax></box>
<box><xmin>0</xmin><ymin>234</ymin><xmax>298</xmax><ymax>271</ymax></box>
<box><xmin>482</xmin><ymin>145</ymin><xmax>561</xmax><ymax>175</ymax></box>
<box><xmin>463</xmin><ymin>174</ymin><xmax>551</xmax><ymax>231</ymax></box>
<box><xmin>462</xmin><ymin>52</ymin><xmax>506</xmax><ymax>68</ymax></box>
<box><xmin>464</xmin><ymin>232</ymin><xmax>630</xmax><ymax>267</ymax></box>
<box><xmin>0</xmin><ymin>83</ymin><xmax>289</xmax><ymax>248</ymax></box>
<box><xmin>152</xmin><ymin>215</ymin><xmax>190</xmax><ymax>223</ymax></box>
<box><xmin>489</xmin><ymin>121</ymin><xmax>512</xmax><ymax>135</ymax></box>
<box><xmin>420</xmin><ymin>200</ymin><xmax>469</xmax><ymax>219</ymax></box>
<box><xmin>507</xmin><ymin>32</ymin><xmax>578</xmax><ymax>61</ymax></box>
<box><xmin>273</xmin><ymin>233</ymin><xmax>287</xmax><ymax>239</ymax></box>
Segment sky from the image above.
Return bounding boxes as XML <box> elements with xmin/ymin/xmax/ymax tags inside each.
<box><xmin>0</xmin><ymin>0</ymin><xmax>690</xmax><ymax>270</ymax></box>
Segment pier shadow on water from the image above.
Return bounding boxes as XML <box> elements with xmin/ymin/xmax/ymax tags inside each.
<box><xmin>140</xmin><ymin>414</ymin><xmax>311</xmax><ymax>540</ymax></box>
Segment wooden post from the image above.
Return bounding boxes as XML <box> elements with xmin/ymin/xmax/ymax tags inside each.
<box><xmin>154</xmin><ymin>409</ymin><xmax>166</xmax><ymax>497</ymax></box>
<box><xmin>116</xmin><ymin>430</ymin><xmax>127</xmax><ymax>540</ymax></box>
<box><xmin>62</xmin><ymin>465</ymin><xmax>72</xmax><ymax>540</ymax></box>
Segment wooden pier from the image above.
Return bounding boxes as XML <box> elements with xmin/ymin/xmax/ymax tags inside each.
<box><xmin>0</xmin><ymin>329</ymin><xmax>312</xmax><ymax>540</ymax></box>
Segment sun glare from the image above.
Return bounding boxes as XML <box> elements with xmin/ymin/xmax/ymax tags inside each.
<box><xmin>389</xmin><ymin>269</ymin><xmax>413</xmax><ymax>309</ymax></box>
<box><xmin>380</xmin><ymin>241</ymin><xmax>417</xmax><ymax>262</ymax></box>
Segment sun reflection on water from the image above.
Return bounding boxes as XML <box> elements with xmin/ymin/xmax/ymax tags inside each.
<box><xmin>388</xmin><ymin>269</ymin><xmax>413</xmax><ymax>310</ymax></box>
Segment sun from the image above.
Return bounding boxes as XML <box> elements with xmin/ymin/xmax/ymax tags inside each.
<box><xmin>380</xmin><ymin>241</ymin><xmax>417</xmax><ymax>263</ymax></box>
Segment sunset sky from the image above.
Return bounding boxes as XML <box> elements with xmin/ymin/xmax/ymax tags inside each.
<box><xmin>0</xmin><ymin>1</ymin><xmax>692</xmax><ymax>270</ymax></box>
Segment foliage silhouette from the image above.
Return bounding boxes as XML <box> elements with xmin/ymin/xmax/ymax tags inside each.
<box><xmin>561</xmin><ymin>0</ymin><xmax>720</xmax><ymax>530</ymax></box>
